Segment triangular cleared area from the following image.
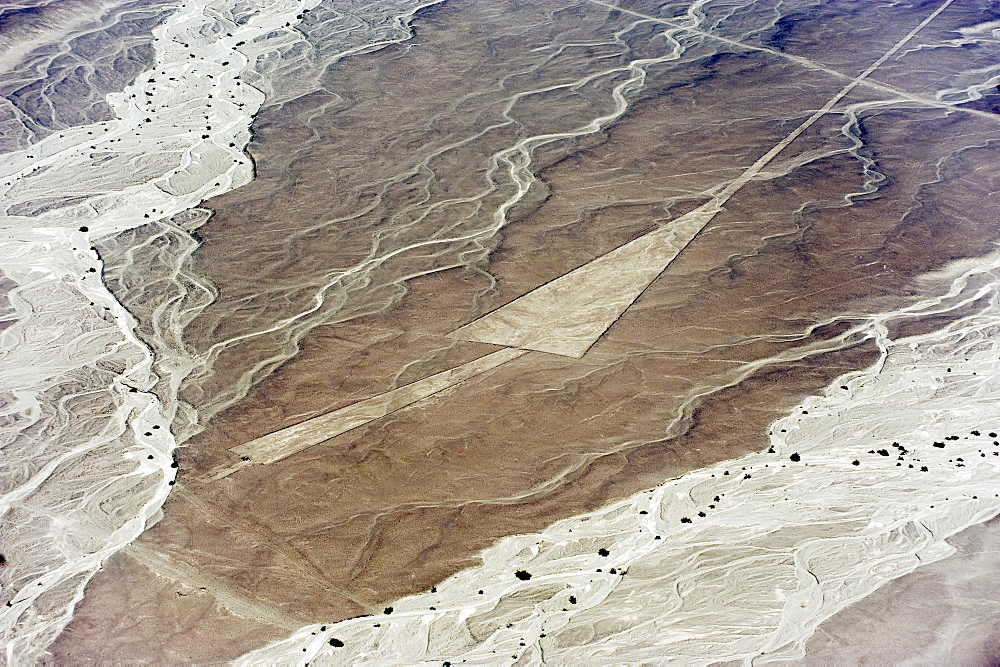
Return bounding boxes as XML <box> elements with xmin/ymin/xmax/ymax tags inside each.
<box><xmin>451</xmin><ymin>205</ymin><xmax>721</xmax><ymax>357</ymax></box>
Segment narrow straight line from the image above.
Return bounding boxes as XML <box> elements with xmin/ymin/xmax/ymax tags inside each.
<box><xmin>125</xmin><ymin>544</ymin><xmax>316</xmax><ymax>630</ymax></box>
<box><xmin>589</xmin><ymin>0</ymin><xmax>996</xmax><ymax>123</ymax></box>
<box><xmin>688</xmin><ymin>0</ymin><xmax>956</xmax><ymax>206</ymax></box>
<box><xmin>858</xmin><ymin>0</ymin><xmax>956</xmax><ymax>77</ymax></box>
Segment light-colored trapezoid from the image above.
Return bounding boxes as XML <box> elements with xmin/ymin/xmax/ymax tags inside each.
<box><xmin>451</xmin><ymin>205</ymin><xmax>721</xmax><ymax>357</ymax></box>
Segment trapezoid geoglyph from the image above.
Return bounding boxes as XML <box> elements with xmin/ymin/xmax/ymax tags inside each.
<box><xmin>450</xmin><ymin>204</ymin><xmax>721</xmax><ymax>357</ymax></box>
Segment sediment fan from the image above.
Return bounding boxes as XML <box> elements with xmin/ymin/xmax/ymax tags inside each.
<box><xmin>209</xmin><ymin>0</ymin><xmax>949</xmax><ymax>480</ymax></box>
<box><xmin>208</xmin><ymin>204</ymin><xmax>717</xmax><ymax>480</ymax></box>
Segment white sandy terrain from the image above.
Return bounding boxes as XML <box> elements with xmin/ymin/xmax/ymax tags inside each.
<box><xmin>4</xmin><ymin>0</ymin><xmax>1000</xmax><ymax>663</ymax></box>
<box><xmin>0</xmin><ymin>0</ymin><xmax>325</xmax><ymax>661</ymax></box>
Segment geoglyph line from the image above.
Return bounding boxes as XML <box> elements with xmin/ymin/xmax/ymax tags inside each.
<box><xmin>590</xmin><ymin>0</ymin><xmax>996</xmax><ymax>123</ymax></box>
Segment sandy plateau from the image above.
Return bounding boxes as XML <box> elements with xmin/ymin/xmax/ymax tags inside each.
<box><xmin>2</xmin><ymin>0</ymin><xmax>1000</xmax><ymax>664</ymax></box>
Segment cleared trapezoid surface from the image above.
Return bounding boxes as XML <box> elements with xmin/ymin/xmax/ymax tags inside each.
<box><xmin>450</xmin><ymin>204</ymin><xmax>721</xmax><ymax>357</ymax></box>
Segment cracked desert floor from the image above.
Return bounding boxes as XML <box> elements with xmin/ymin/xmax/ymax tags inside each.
<box><xmin>4</xmin><ymin>0</ymin><xmax>1000</xmax><ymax>664</ymax></box>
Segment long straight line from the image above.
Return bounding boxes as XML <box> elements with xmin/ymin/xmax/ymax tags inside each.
<box><xmin>590</xmin><ymin>0</ymin><xmax>994</xmax><ymax>123</ymax></box>
<box><xmin>856</xmin><ymin>0</ymin><xmax>957</xmax><ymax>77</ymax></box>
<box><xmin>710</xmin><ymin>0</ymin><xmax>956</xmax><ymax>204</ymax></box>
<box><xmin>125</xmin><ymin>544</ymin><xmax>313</xmax><ymax>630</ymax></box>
